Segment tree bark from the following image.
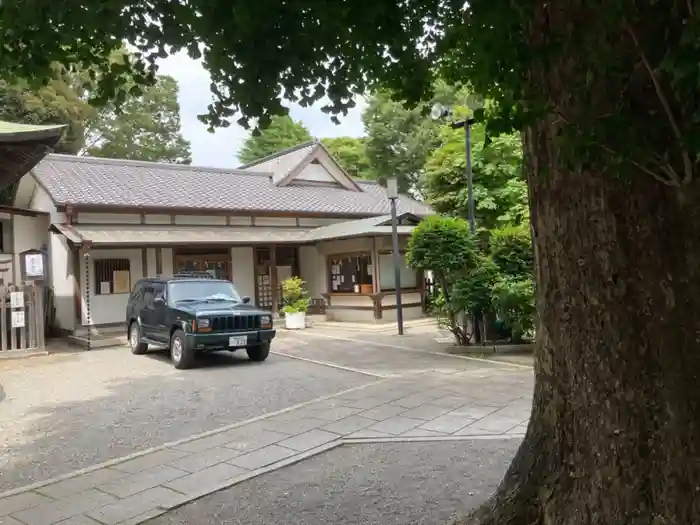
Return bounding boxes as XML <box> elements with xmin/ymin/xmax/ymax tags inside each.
<box><xmin>456</xmin><ymin>117</ymin><xmax>700</xmax><ymax>523</ymax></box>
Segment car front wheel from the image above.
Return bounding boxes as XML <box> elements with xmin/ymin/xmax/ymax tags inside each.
<box><xmin>129</xmin><ymin>322</ymin><xmax>148</xmax><ymax>355</ymax></box>
<box><xmin>246</xmin><ymin>342</ymin><xmax>270</xmax><ymax>362</ymax></box>
<box><xmin>170</xmin><ymin>329</ymin><xmax>196</xmax><ymax>369</ymax></box>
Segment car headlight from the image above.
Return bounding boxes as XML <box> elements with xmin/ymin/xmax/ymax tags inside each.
<box><xmin>196</xmin><ymin>318</ymin><xmax>211</xmax><ymax>329</ymax></box>
<box><xmin>260</xmin><ymin>315</ymin><xmax>272</xmax><ymax>327</ymax></box>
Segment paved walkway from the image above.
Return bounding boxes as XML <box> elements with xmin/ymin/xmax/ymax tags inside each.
<box><xmin>0</xmin><ymin>328</ymin><xmax>533</xmax><ymax>525</ymax></box>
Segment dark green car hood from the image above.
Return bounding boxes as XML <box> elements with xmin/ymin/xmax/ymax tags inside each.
<box><xmin>175</xmin><ymin>301</ymin><xmax>271</xmax><ymax>317</ymax></box>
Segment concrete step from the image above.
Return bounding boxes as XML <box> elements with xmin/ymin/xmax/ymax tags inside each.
<box><xmin>68</xmin><ymin>334</ymin><xmax>127</xmax><ymax>349</ymax></box>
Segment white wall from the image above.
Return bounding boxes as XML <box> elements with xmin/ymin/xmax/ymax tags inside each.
<box><xmin>13</xmin><ymin>214</ymin><xmax>49</xmax><ymax>284</ymax></box>
<box><xmin>230</xmin><ymin>247</ymin><xmax>255</xmax><ymax>301</ymax></box>
<box><xmin>146</xmin><ymin>248</ymin><xmax>157</xmax><ymax>277</ymax></box>
<box><xmin>49</xmin><ymin>232</ymin><xmax>76</xmax><ymax>331</ymax></box>
<box><xmin>254</xmin><ymin>217</ymin><xmax>297</xmax><ymax>227</ymax></box>
<box><xmin>315</xmin><ymin>237</ymin><xmax>372</xmax><ymax>256</ymax></box>
<box><xmin>175</xmin><ymin>215</ymin><xmax>227</xmax><ymax>225</ymax></box>
<box><xmin>29</xmin><ymin>186</ymin><xmax>66</xmax><ymax>223</ymax></box>
<box><xmin>295</xmin><ymin>163</ymin><xmax>337</xmax><ymax>183</ymax></box>
<box><xmin>81</xmin><ymin>248</ymin><xmax>143</xmax><ymax>326</ymax></box>
<box><xmin>77</xmin><ymin>213</ymin><xmax>141</xmax><ymax>224</ymax></box>
<box><xmin>145</xmin><ymin>215</ymin><xmax>171</xmax><ymax>225</ymax></box>
<box><xmin>161</xmin><ymin>248</ymin><xmax>174</xmax><ymax>277</ymax></box>
<box><xmin>299</xmin><ymin>245</ymin><xmax>323</xmax><ymax>299</ymax></box>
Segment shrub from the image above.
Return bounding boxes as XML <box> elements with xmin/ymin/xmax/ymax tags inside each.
<box><xmin>407</xmin><ymin>216</ymin><xmax>479</xmax><ymax>344</ymax></box>
<box><xmin>489</xmin><ymin>225</ymin><xmax>533</xmax><ymax>278</ymax></box>
<box><xmin>281</xmin><ymin>276</ymin><xmax>310</xmax><ymax>314</ymax></box>
<box><xmin>490</xmin><ymin>277</ymin><xmax>535</xmax><ymax>342</ymax></box>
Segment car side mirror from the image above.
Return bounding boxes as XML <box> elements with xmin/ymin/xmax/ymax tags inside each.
<box><xmin>154</xmin><ymin>296</ymin><xmax>165</xmax><ymax>305</ymax></box>
<box><xmin>242</xmin><ymin>296</ymin><xmax>251</xmax><ymax>304</ymax></box>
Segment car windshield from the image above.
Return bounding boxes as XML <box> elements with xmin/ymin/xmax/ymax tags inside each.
<box><xmin>169</xmin><ymin>281</ymin><xmax>241</xmax><ymax>303</ymax></box>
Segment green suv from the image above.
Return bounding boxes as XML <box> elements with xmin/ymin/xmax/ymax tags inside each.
<box><xmin>125</xmin><ymin>273</ymin><xmax>276</xmax><ymax>369</ymax></box>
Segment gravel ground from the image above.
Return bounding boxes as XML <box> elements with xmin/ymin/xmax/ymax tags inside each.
<box><xmin>147</xmin><ymin>439</ymin><xmax>520</xmax><ymax>525</ymax></box>
<box><xmin>0</xmin><ymin>347</ymin><xmax>376</xmax><ymax>491</ymax></box>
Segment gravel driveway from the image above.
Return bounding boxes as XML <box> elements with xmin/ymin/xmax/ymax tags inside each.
<box><xmin>0</xmin><ymin>346</ymin><xmax>376</xmax><ymax>491</ymax></box>
<box><xmin>146</xmin><ymin>439</ymin><xmax>520</xmax><ymax>525</ymax></box>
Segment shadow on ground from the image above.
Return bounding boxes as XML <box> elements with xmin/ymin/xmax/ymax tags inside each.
<box><xmin>0</xmin><ymin>351</ymin><xmax>377</xmax><ymax>492</ymax></box>
<box><xmin>147</xmin><ymin>439</ymin><xmax>519</xmax><ymax>525</ymax></box>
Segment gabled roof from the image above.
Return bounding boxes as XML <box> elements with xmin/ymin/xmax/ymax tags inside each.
<box><xmin>32</xmin><ymin>154</ymin><xmax>433</xmax><ymax>217</ymax></box>
<box><xmin>238</xmin><ymin>140</ymin><xmax>363</xmax><ymax>192</ymax></box>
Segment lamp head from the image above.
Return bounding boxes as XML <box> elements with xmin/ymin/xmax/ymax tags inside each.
<box><xmin>430</xmin><ymin>102</ymin><xmax>451</xmax><ymax>120</ymax></box>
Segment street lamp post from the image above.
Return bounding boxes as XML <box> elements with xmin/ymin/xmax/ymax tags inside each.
<box><xmin>430</xmin><ymin>96</ymin><xmax>484</xmax><ymax>234</ymax></box>
<box><xmin>386</xmin><ymin>178</ymin><xmax>404</xmax><ymax>336</ymax></box>
<box><xmin>431</xmin><ymin>96</ymin><xmax>485</xmax><ymax>342</ymax></box>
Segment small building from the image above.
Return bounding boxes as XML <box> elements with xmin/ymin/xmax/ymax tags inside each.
<box><xmin>13</xmin><ymin>141</ymin><xmax>433</xmax><ymax>336</ymax></box>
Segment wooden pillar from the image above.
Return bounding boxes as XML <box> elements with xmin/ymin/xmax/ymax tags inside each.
<box><xmin>270</xmin><ymin>245</ymin><xmax>278</xmax><ymax>314</ymax></box>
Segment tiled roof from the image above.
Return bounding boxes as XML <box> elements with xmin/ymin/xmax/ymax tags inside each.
<box><xmin>32</xmin><ymin>154</ymin><xmax>433</xmax><ymax>217</ymax></box>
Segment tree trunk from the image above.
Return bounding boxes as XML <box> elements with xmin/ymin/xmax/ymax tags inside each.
<box><xmin>457</xmin><ymin>115</ymin><xmax>700</xmax><ymax>523</ymax></box>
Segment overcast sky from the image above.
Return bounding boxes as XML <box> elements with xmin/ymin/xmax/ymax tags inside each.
<box><xmin>158</xmin><ymin>52</ymin><xmax>366</xmax><ymax>168</ymax></box>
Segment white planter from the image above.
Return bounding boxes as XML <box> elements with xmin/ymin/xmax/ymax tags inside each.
<box><xmin>285</xmin><ymin>311</ymin><xmax>306</xmax><ymax>330</ymax></box>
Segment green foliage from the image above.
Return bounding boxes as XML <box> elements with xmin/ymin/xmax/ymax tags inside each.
<box><xmin>487</xmin><ymin>224</ymin><xmax>534</xmax><ymax>341</ymax></box>
<box><xmin>422</xmin><ymin>124</ymin><xmax>528</xmax><ymax>229</ymax></box>
<box><xmin>0</xmin><ymin>67</ymin><xmax>94</xmax><ymax>155</ymax></box>
<box><xmin>85</xmin><ymin>75</ymin><xmax>191</xmax><ymax>163</ymax></box>
<box><xmin>238</xmin><ymin>115</ymin><xmax>312</xmax><ymax>164</ymax></box>
<box><xmin>281</xmin><ymin>277</ymin><xmax>310</xmax><ymax>314</ymax></box>
<box><xmin>452</xmin><ymin>256</ymin><xmax>499</xmax><ymax>316</ymax></box>
<box><xmin>321</xmin><ymin>137</ymin><xmax>373</xmax><ymax>180</ymax></box>
<box><xmin>406</xmin><ymin>216</ymin><xmax>478</xmax><ymax>275</ymax></box>
<box><xmin>490</xmin><ymin>278</ymin><xmax>535</xmax><ymax>342</ymax></box>
<box><xmin>407</xmin><ymin>216</ymin><xmax>479</xmax><ymax>344</ymax></box>
<box><xmin>489</xmin><ymin>225</ymin><xmax>533</xmax><ymax>278</ymax></box>
<box><xmin>4</xmin><ymin>0</ymin><xmax>699</xmax><ymax>191</ymax></box>
<box><xmin>363</xmin><ymin>81</ymin><xmax>469</xmax><ymax>193</ymax></box>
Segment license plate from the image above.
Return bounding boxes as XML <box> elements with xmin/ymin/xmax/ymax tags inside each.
<box><xmin>229</xmin><ymin>336</ymin><xmax>247</xmax><ymax>347</ymax></box>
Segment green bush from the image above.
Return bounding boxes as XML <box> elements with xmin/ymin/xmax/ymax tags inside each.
<box><xmin>489</xmin><ymin>225</ymin><xmax>533</xmax><ymax>278</ymax></box>
<box><xmin>490</xmin><ymin>277</ymin><xmax>535</xmax><ymax>342</ymax></box>
<box><xmin>281</xmin><ymin>276</ymin><xmax>310</xmax><ymax>314</ymax></box>
<box><xmin>452</xmin><ymin>256</ymin><xmax>499</xmax><ymax>315</ymax></box>
<box><xmin>407</xmin><ymin>216</ymin><xmax>479</xmax><ymax>344</ymax></box>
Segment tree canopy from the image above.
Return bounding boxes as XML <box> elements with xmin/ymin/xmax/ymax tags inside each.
<box><xmin>85</xmin><ymin>74</ymin><xmax>191</xmax><ymax>163</ymax></box>
<box><xmin>238</xmin><ymin>115</ymin><xmax>312</xmax><ymax>164</ymax></box>
<box><xmin>321</xmin><ymin>137</ymin><xmax>372</xmax><ymax>180</ymax></box>
<box><xmin>362</xmin><ymin>81</ymin><xmax>469</xmax><ymax>193</ymax></box>
<box><xmin>0</xmin><ymin>66</ymin><xmax>94</xmax><ymax>155</ymax></box>
<box><xmin>422</xmin><ymin>120</ymin><xmax>528</xmax><ymax>230</ymax></box>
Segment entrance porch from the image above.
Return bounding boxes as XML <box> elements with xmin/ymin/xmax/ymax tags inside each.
<box><xmin>50</xmin><ymin>213</ymin><xmax>427</xmax><ymax>335</ymax></box>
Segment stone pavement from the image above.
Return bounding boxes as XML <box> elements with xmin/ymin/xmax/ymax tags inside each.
<box><xmin>0</xmin><ymin>364</ymin><xmax>532</xmax><ymax>525</ymax></box>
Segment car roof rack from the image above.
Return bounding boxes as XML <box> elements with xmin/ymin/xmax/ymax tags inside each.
<box><xmin>172</xmin><ymin>271</ymin><xmax>217</xmax><ymax>279</ymax></box>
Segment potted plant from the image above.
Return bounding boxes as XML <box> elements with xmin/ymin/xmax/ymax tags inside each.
<box><xmin>281</xmin><ymin>276</ymin><xmax>310</xmax><ymax>330</ymax></box>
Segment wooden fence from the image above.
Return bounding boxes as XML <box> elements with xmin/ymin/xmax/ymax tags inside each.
<box><xmin>0</xmin><ymin>283</ymin><xmax>45</xmax><ymax>351</ymax></box>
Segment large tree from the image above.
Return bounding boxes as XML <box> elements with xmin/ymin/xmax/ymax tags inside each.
<box><xmin>422</xmin><ymin>119</ymin><xmax>528</xmax><ymax>231</ymax></box>
<box><xmin>3</xmin><ymin>2</ymin><xmax>700</xmax><ymax>524</ymax></box>
<box><xmin>238</xmin><ymin>115</ymin><xmax>312</xmax><ymax>164</ymax></box>
<box><xmin>321</xmin><ymin>137</ymin><xmax>373</xmax><ymax>180</ymax></box>
<box><xmin>84</xmin><ymin>74</ymin><xmax>191</xmax><ymax>163</ymax></box>
<box><xmin>363</xmin><ymin>81</ymin><xmax>468</xmax><ymax>193</ymax></box>
<box><xmin>0</xmin><ymin>67</ymin><xmax>94</xmax><ymax>155</ymax></box>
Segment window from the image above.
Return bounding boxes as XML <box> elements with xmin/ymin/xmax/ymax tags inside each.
<box><xmin>94</xmin><ymin>259</ymin><xmax>131</xmax><ymax>295</ymax></box>
<box><xmin>378</xmin><ymin>252</ymin><xmax>418</xmax><ymax>291</ymax></box>
<box><xmin>168</xmin><ymin>280</ymin><xmax>241</xmax><ymax>303</ymax></box>
<box><xmin>328</xmin><ymin>254</ymin><xmax>373</xmax><ymax>293</ymax></box>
